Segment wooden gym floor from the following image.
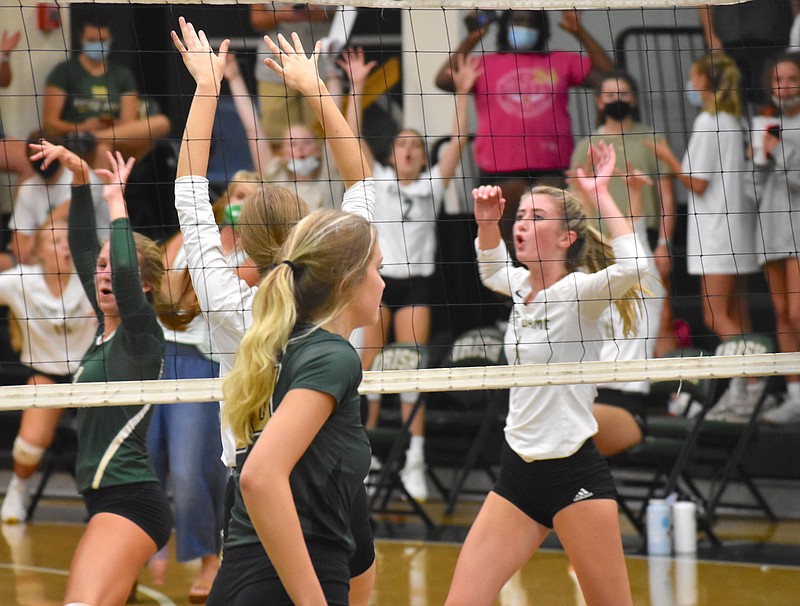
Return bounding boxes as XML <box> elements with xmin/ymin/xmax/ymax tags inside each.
<box><xmin>1</xmin><ymin>473</ymin><xmax>800</xmax><ymax>605</ymax></box>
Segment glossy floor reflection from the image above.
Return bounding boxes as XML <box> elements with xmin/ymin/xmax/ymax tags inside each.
<box><xmin>2</xmin><ymin>495</ymin><xmax>800</xmax><ymax>605</ymax></box>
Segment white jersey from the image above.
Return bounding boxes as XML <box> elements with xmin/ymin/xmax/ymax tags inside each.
<box><xmin>11</xmin><ymin>169</ymin><xmax>109</xmax><ymax>238</ymax></box>
<box><xmin>372</xmin><ymin>163</ymin><xmax>446</xmax><ymax>279</ymax></box>
<box><xmin>174</xmin><ymin>175</ymin><xmax>375</xmax><ymax>466</ymax></box>
<box><xmin>477</xmin><ymin>234</ymin><xmax>648</xmax><ymax>461</ymax></box>
<box><xmin>753</xmin><ymin>111</ymin><xmax>800</xmax><ymax>262</ymax></box>
<box><xmin>599</xmin><ymin>220</ymin><xmax>665</xmax><ymax>395</ymax></box>
<box><xmin>0</xmin><ymin>265</ymin><xmax>97</xmax><ymax>376</ymax></box>
<box><xmin>682</xmin><ymin>111</ymin><xmax>759</xmax><ymax>275</ymax></box>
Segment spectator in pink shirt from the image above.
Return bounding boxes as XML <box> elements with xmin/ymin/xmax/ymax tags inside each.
<box><xmin>435</xmin><ymin>9</ymin><xmax>613</xmax><ymax>251</ymax></box>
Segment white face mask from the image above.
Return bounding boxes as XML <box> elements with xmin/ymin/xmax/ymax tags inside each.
<box><xmin>773</xmin><ymin>93</ymin><xmax>800</xmax><ymax>111</ymax></box>
<box><xmin>288</xmin><ymin>156</ymin><xmax>320</xmax><ymax>177</ymax></box>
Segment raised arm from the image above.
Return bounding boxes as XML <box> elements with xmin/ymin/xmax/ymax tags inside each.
<box><xmin>264</xmin><ymin>33</ymin><xmax>370</xmax><ymax>188</ymax></box>
<box><xmin>437</xmin><ymin>54</ymin><xmax>481</xmax><ymax>184</ymax></box>
<box><xmin>338</xmin><ymin>47</ymin><xmax>377</xmax><ymax>169</ymax></box>
<box><xmin>173</xmin><ymin>17</ymin><xmax>230</xmax><ymax>179</ymax></box>
<box><xmin>573</xmin><ymin>142</ymin><xmax>632</xmax><ymax>239</ymax></box>
<box><xmin>224</xmin><ymin>52</ymin><xmax>273</xmax><ymax>173</ymax></box>
<box><xmin>0</xmin><ymin>30</ymin><xmax>20</xmax><ymax>88</ymax></box>
<box><xmin>558</xmin><ymin>10</ymin><xmax>614</xmax><ymax>88</ymax></box>
<box><xmin>30</xmin><ymin>141</ymin><xmax>101</xmax><ymax>313</ymax></box>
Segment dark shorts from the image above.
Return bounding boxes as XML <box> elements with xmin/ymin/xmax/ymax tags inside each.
<box><xmin>596</xmin><ymin>387</ymin><xmax>648</xmax><ymax>434</ymax></box>
<box><xmin>208</xmin><ymin>540</ymin><xmax>349</xmax><ymax>606</ymax></box>
<box><xmin>349</xmin><ymin>484</ymin><xmax>376</xmax><ymax>577</ymax></box>
<box><xmin>381</xmin><ymin>275</ymin><xmax>434</xmax><ymax>309</ymax></box>
<box><xmin>25</xmin><ymin>369</ymin><xmax>72</xmax><ymax>385</ymax></box>
<box><xmin>493</xmin><ymin>440</ymin><xmax>617</xmax><ymax>529</ymax></box>
<box><xmin>83</xmin><ymin>481</ymin><xmax>173</xmax><ymax>550</ymax></box>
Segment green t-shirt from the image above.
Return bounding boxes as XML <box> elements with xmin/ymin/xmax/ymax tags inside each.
<box><xmin>226</xmin><ymin>326</ymin><xmax>370</xmax><ymax>557</ymax></box>
<box><xmin>69</xmin><ymin>185</ymin><xmax>165</xmax><ymax>492</ymax></box>
<box><xmin>46</xmin><ymin>57</ymin><xmax>138</xmax><ymax>125</ymax></box>
<box><xmin>570</xmin><ymin>123</ymin><xmax>666</xmax><ymax>232</ymax></box>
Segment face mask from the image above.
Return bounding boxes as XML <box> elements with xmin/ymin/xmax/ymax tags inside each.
<box><xmin>773</xmin><ymin>93</ymin><xmax>800</xmax><ymax>111</ymax></box>
<box><xmin>288</xmin><ymin>156</ymin><xmax>320</xmax><ymax>177</ymax></box>
<box><xmin>31</xmin><ymin>158</ymin><xmax>60</xmax><ymax>180</ymax></box>
<box><xmin>685</xmin><ymin>81</ymin><xmax>703</xmax><ymax>108</ymax></box>
<box><xmin>506</xmin><ymin>25</ymin><xmax>539</xmax><ymax>52</ymax></box>
<box><xmin>83</xmin><ymin>40</ymin><xmax>110</xmax><ymax>62</ymax></box>
<box><xmin>603</xmin><ymin>100</ymin><xmax>634</xmax><ymax>121</ymax></box>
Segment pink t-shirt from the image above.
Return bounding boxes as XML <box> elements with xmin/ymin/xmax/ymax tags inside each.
<box><xmin>472</xmin><ymin>51</ymin><xmax>591</xmax><ymax>173</ymax></box>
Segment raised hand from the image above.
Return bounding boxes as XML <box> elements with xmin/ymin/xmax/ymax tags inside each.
<box><xmin>452</xmin><ymin>53</ymin><xmax>482</xmax><ymax>94</ymax></box>
<box><xmin>336</xmin><ymin>47</ymin><xmax>376</xmax><ymax>89</ymax></box>
<box><xmin>558</xmin><ymin>9</ymin><xmax>582</xmax><ymax>36</ymax></box>
<box><xmin>574</xmin><ymin>141</ymin><xmax>616</xmax><ymax>197</ymax></box>
<box><xmin>28</xmin><ymin>139</ymin><xmax>90</xmax><ymax>183</ymax></box>
<box><xmin>473</xmin><ymin>185</ymin><xmax>505</xmax><ymax>224</ymax></box>
<box><xmin>1</xmin><ymin>30</ymin><xmax>21</xmax><ymax>54</ymax></box>
<box><xmin>95</xmin><ymin>150</ymin><xmax>135</xmax><ymax>203</ymax></box>
<box><xmin>263</xmin><ymin>33</ymin><xmax>323</xmax><ymax>97</ymax></box>
<box><xmin>171</xmin><ymin>16</ymin><xmax>229</xmax><ymax>88</ymax></box>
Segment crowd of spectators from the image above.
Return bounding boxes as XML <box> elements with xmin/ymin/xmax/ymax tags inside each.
<box><xmin>1</xmin><ymin>4</ymin><xmax>800</xmax><ymax>595</ymax></box>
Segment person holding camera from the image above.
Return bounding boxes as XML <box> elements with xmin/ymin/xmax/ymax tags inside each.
<box><xmin>754</xmin><ymin>53</ymin><xmax>800</xmax><ymax>424</ymax></box>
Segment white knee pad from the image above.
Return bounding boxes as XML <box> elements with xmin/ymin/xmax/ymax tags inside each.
<box><xmin>366</xmin><ymin>393</ymin><xmax>381</xmax><ymax>404</ymax></box>
<box><xmin>12</xmin><ymin>437</ymin><xmax>45</xmax><ymax>467</ymax></box>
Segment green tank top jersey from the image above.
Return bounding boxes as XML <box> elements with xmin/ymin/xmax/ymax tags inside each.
<box><xmin>69</xmin><ymin>185</ymin><xmax>165</xmax><ymax>493</ymax></box>
<box><xmin>226</xmin><ymin>326</ymin><xmax>371</xmax><ymax>556</ymax></box>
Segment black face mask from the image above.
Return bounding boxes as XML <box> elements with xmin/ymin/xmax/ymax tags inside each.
<box><xmin>603</xmin><ymin>100</ymin><xmax>634</xmax><ymax>122</ymax></box>
<box><xmin>30</xmin><ymin>157</ymin><xmax>61</xmax><ymax>180</ymax></box>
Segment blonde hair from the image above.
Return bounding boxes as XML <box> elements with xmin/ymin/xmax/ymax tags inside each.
<box><xmin>693</xmin><ymin>53</ymin><xmax>742</xmax><ymax>117</ymax></box>
<box><xmin>129</xmin><ymin>232</ymin><xmax>172</xmax><ymax>323</ymax></box>
<box><xmin>222</xmin><ymin>209</ymin><xmax>377</xmax><ymax>446</ymax></box>
<box><xmin>237</xmin><ymin>184</ymin><xmax>310</xmax><ymax>276</ymax></box>
<box><xmin>528</xmin><ymin>186</ymin><xmax>642</xmax><ymax>337</ymax></box>
<box><xmin>212</xmin><ymin>170</ymin><xmax>262</xmax><ymax>225</ymax></box>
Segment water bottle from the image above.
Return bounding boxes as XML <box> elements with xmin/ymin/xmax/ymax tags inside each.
<box><xmin>672</xmin><ymin>501</ymin><xmax>698</xmax><ymax>554</ymax></box>
<box><xmin>646</xmin><ymin>499</ymin><xmax>671</xmax><ymax>556</ymax></box>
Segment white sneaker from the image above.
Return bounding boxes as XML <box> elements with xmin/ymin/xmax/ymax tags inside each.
<box><xmin>706</xmin><ymin>381</ymin><xmax>765</xmax><ymax>423</ymax></box>
<box><xmin>400</xmin><ymin>458</ymin><xmax>428</xmax><ymax>501</ymax></box>
<box><xmin>1</xmin><ymin>476</ymin><xmax>29</xmax><ymax>524</ymax></box>
<box><xmin>761</xmin><ymin>395</ymin><xmax>800</xmax><ymax>425</ymax></box>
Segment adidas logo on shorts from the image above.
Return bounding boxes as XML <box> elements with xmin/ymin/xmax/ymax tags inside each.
<box><xmin>573</xmin><ymin>488</ymin><xmax>594</xmax><ymax>502</ymax></box>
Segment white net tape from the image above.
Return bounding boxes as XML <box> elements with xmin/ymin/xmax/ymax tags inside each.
<box><xmin>0</xmin><ymin>352</ymin><xmax>796</xmax><ymax>411</ymax></box>
<box><xmin>0</xmin><ymin>0</ymin><xmax>741</xmax><ymax>8</ymax></box>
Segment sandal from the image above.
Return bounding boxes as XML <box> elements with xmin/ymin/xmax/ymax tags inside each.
<box><xmin>188</xmin><ymin>583</ymin><xmax>211</xmax><ymax>604</ymax></box>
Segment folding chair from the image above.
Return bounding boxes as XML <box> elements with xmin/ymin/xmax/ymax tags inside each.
<box><xmin>423</xmin><ymin>327</ymin><xmax>508</xmax><ymax>515</ymax></box>
<box><xmin>365</xmin><ymin>343</ymin><xmax>437</xmax><ymax>533</ymax></box>
<box><xmin>610</xmin><ymin>335</ymin><xmax>777</xmax><ymax>547</ymax></box>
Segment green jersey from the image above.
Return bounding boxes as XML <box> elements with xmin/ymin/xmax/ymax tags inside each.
<box><xmin>226</xmin><ymin>326</ymin><xmax>370</xmax><ymax>556</ymax></box>
<box><xmin>46</xmin><ymin>58</ymin><xmax>138</xmax><ymax>126</ymax></box>
<box><xmin>69</xmin><ymin>185</ymin><xmax>164</xmax><ymax>492</ymax></box>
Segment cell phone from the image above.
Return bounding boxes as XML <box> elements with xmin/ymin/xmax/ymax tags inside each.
<box><xmin>767</xmin><ymin>125</ymin><xmax>781</xmax><ymax>139</ymax></box>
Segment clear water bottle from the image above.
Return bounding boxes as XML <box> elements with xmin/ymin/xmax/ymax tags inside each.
<box><xmin>646</xmin><ymin>499</ymin><xmax>671</xmax><ymax>555</ymax></box>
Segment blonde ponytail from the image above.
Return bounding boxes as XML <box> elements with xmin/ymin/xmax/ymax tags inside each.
<box><xmin>532</xmin><ymin>186</ymin><xmax>643</xmax><ymax>337</ymax></box>
<box><xmin>222</xmin><ymin>209</ymin><xmax>377</xmax><ymax>447</ymax></box>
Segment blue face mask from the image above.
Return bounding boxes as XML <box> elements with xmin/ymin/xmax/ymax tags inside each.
<box><xmin>83</xmin><ymin>40</ymin><xmax>110</xmax><ymax>62</ymax></box>
<box><xmin>685</xmin><ymin>80</ymin><xmax>703</xmax><ymax>108</ymax></box>
<box><xmin>507</xmin><ymin>25</ymin><xmax>539</xmax><ymax>52</ymax></box>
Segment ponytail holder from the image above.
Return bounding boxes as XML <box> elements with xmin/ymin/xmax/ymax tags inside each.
<box><xmin>282</xmin><ymin>259</ymin><xmax>303</xmax><ymax>277</ymax></box>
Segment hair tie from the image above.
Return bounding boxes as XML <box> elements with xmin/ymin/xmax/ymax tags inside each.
<box><xmin>282</xmin><ymin>259</ymin><xmax>303</xmax><ymax>277</ymax></box>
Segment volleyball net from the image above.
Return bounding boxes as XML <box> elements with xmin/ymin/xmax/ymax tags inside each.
<box><xmin>0</xmin><ymin>0</ymin><xmax>799</xmax><ymax>411</ymax></box>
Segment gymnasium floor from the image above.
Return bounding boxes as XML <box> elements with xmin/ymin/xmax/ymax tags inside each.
<box><xmin>1</xmin><ymin>472</ymin><xmax>800</xmax><ymax>605</ymax></box>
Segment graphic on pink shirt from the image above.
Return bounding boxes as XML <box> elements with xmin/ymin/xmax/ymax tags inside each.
<box><xmin>495</xmin><ymin>66</ymin><xmax>561</xmax><ymax>118</ymax></box>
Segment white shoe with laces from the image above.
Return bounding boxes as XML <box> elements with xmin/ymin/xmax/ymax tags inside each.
<box><xmin>400</xmin><ymin>458</ymin><xmax>428</xmax><ymax>502</ymax></box>
<box><xmin>761</xmin><ymin>395</ymin><xmax>800</xmax><ymax>425</ymax></box>
<box><xmin>1</xmin><ymin>476</ymin><xmax>29</xmax><ymax>524</ymax></box>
